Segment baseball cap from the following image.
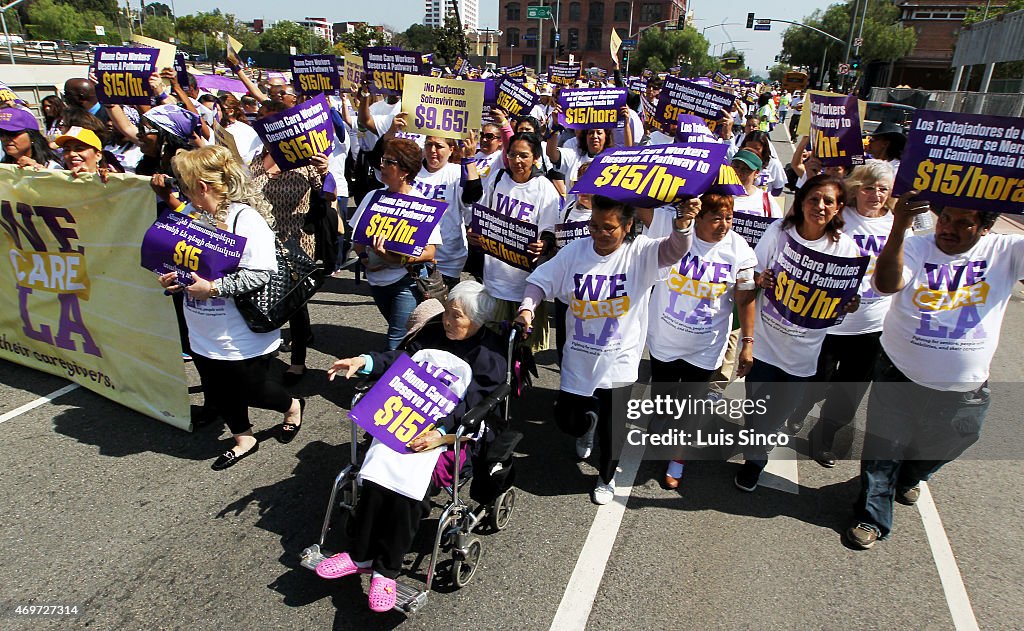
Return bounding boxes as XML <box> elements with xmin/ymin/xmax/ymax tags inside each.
<box><xmin>731</xmin><ymin>148</ymin><xmax>763</xmax><ymax>171</ymax></box>
<box><xmin>0</xmin><ymin>107</ymin><xmax>39</xmax><ymax>133</ymax></box>
<box><xmin>55</xmin><ymin>126</ymin><xmax>102</xmax><ymax>151</ymax></box>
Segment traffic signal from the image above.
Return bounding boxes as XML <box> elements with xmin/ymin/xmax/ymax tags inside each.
<box><xmin>558</xmin><ymin>44</ymin><xmax>565</xmax><ymax>57</ymax></box>
<box><xmin>623</xmin><ymin>51</ymin><xmax>629</xmax><ymax>64</ymax></box>
<box><xmin>746</xmin><ymin>13</ymin><xmax>755</xmax><ymax>29</ymax></box>
<box><xmin>677</xmin><ymin>15</ymin><xmax>685</xmax><ymax>30</ymax></box>
<box><xmin>850</xmin><ymin>56</ymin><xmax>861</xmax><ymax>70</ymax></box>
<box><xmin>774</xmin><ymin>55</ymin><xmax>780</xmax><ymax>62</ymax></box>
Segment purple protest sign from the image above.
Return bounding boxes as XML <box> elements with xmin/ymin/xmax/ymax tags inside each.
<box><xmin>893</xmin><ymin>110</ymin><xmax>1024</xmax><ymax>215</ymax></box>
<box><xmin>362</xmin><ymin>47</ymin><xmax>427</xmax><ymax>96</ymax></box>
<box><xmin>473</xmin><ymin>78</ymin><xmax>497</xmax><ymax>105</ymax></box>
<box><xmin>495</xmin><ymin>76</ymin><xmax>538</xmax><ymax>117</ymax></box>
<box><xmin>349</xmin><ymin>354</ymin><xmax>460</xmax><ymax>454</ymax></box>
<box><xmin>730</xmin><ymin>214</ymin><xmax>779</xmax><ymax>248</ymax></box>
<box><xmin>94</xmin><ymin>47</ymin><xmax>159</xmax><ymax>105</ymax></box>
<box><xmin>252</xmin><ymin>93</ymin><xmax>334</xmax><ymax>170</ymax></box>
<box><xmin>675</xmin><ymin>114</ymin><xmax>717</xmax><ymax>143</ymax></box>
<box><xmin>651</xmin><ymin>76</ymin><xmax>736</xmax><ymax>134</ymax></box>
<box><xmin>555</xmin><ymin>221</ymin><xmax>590</xmax><ymax>248</ymax></box>
<box><xmin>808</xmin><ymin>94</ymin><xmax>865</xmax><ymax>167</ymax></box>
<box><xmin>558</xmin><ymin>87</ymin><xmax>627</xmax><ymax>130</ymax></box>
<box><xmin>549</xmin><ymin>63</ymin><xmax>581</xmax><ymax>87</ymax></box>
<box><xmin>506</xmin><ymin>64</ymin><xmax>526</xmax><ymax>78</ymax></box>
<box><xmin>713</xmin><ymin>71</ymin><xmax>730</xmax><ymax>86</ymax></box>
<box><xmin>706</xmin><ymin>162</ymin><xmax>748</xmax><ymax>196</ymax></box>
<box><xmin>291</xmin><ymin>54</ymin><xmax>341</xmax><ymax>96</ymax></box>
<box><xmin>194</xmin><ymin>74</ymin><xmax>247</xmax><ymax>94</ymax></box>
<box><xmin>470</xmin><ymin>203</ymin><xmax>538</xmax><ymax>271</ymax></box>
<box><xmin>173</xmin><ymin>53</ymin><xmax>189</xmax><ymax>90</ymax></box>
<box><xmin>351</xmin><ymin>191</ymin><xmax>446</xmax><ymax>257</ymax></box>
<box><xmin>139</xmin><ymin>211</ymin><xmax>247</xmax><ymax>285</ymax></box>
<box><xmin>569</xmin><ymin>143</ymin><xmax>728</xmax><ymax>207</ymax></box>
<box><xmin>768</xmin><ymin>235</ymin><xmax>868</xmax><ymax>329</ymax></box>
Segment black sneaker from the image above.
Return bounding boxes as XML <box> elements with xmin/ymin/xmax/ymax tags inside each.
<box><xmin>734</xmin><ymin>462</ymin><xmax>761</xmax><ymax>492</ymax></box>
<box><xmin>814</xmin><ymin>451</ymin><xmax>837</xmax><ymax>468</ymax></box>
<box><xmin>896</xmin><ymin>485</ymin><xmax>921</xmax><ymax>506</ymax></box>
<box><xmin>846</xmin><ymin>522</ymin><xmax>879</xmax><ymax>549</ymax></box>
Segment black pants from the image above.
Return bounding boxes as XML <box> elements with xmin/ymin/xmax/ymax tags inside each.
<box><xmin>350</xmin><ymin>480</ymin><xmax>430</xmax><ymax>579</ymax></box>
<box><xmin>191</xmin><ymin>352</ymin><xmax>293</xmax><ymax>435</ymax></box>
<box><xmin>172</xmin><ymin>292</ymin><xmax>191</xmax><ymax>356</ymax></box>
<box><xmin>556</xmin><ymin>385</ymin><xmax>632</xmax><ymax>484</ymax></box>
<box><xmin>650</xmin><ymin>357</ymin><xmax>715</xmax><ymax>384</ymax></box>
<box><xmin>288</xmin><ymin>305</ymin><xmax>313</xmax><ymax>366</ymax></box>
<box><xmin>555</xmin><ymin>299</ymin><xmax>568</xmax><ymax>365</ymax></box>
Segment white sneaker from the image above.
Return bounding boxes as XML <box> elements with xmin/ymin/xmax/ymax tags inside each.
<box><xmin>592</xmin><ymin>478</ymin><xmax>615</xmax><ymax>505</ymax></box>
<box><xmin>575</xmin><ymin>411</ymin><xmax>598</xmax><ymax>459</ymax></box>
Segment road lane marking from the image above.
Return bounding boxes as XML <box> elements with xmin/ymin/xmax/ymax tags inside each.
<box><xmin>917</xmin><ymin>482</ymin><xmax>980</xmax><ymax>631</ymax></box>
<box><xmin>761</xmin><ymin>448</ymin><xmax>800</xmax><ymax>494</ymax></box>
<box><xmin>0</xmin><ymin>383</ymin><xmax>80</xmax><ymax>425</ymax></box>
<box><xmin>548</xmin><ymin>434</ymin><xmax>646</xmax><ymax>631</ymax></box>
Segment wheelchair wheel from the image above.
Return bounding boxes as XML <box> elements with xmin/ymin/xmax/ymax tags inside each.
<box><xmin>451</xmin><ymin>538</ymin><xmax>483</xmax><ymax>588</ymax></box>
<box><xmin>488</xmin><ymin>488</ymin><xmax>517</xmax><ymax>532</ymax></box>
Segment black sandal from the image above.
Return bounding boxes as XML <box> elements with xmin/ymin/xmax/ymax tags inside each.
<box><xmin>211</xmin><ymin>441</ymin><xmax>259</xmax><ymax>470</ymax></box>
<box><xmin>277</xmin><ymin>398</ymin><xmax>305</xmax><ymax>444</ymax></box>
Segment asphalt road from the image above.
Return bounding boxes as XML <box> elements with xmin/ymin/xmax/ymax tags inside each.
<box><xmin>1</xmin><ymin>127</ymin><xmax>1023</xmax><ymax>630</ymax></box>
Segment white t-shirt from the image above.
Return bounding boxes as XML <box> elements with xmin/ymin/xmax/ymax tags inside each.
<box><xmin>527</xmin><ymin>234</ymin><xmax>665</xmax><ymax>396</ymax></box>
<box><xmin>647</xmin><ymin>211</ymin><xmax>757</xmax><ymax>369</ymax></box>
<box><xmin>414</xmin><ymin>163</ymin><xmax>464</xmax><ymax>278</ymax></box>
<box><xmin>878</xmin><ymin>233</ymin><xmax>1024</xmax><ymax>391</ymax></box>
<box><xmin>733</xmin><ymin>189</ymin><xmax>784</xmax><ymax>218</ymax></box>
<box><xmin>755</xmin><ymin>156</ymin><xmax>787</xmax><ymax>193</ymax></box>
<box><xmin>479</xmin><ymin>171</ymin><xmax>560</xmax><ymax>301</ymax></box>
<box><xmin>472</xmin><ymin>149</ymin><xmax>503</xmax><ymax>180</ymax></box>
<box><xmin>349</xmin><ymin>187</ymin><xmax>443</xmax><ymax>287</ymax></box>
<box><xmin>554</xmin><ymin>147</ymin><xmax>594</xmax><ymax>186</ymax></box>
<box><xmin>753</xmin><ymin>222</ymin><xmax>860</xmax><ymax>377</ymax></box>
<box><xmin>830</xmin><ymin>207</ymin><xmax>910</xmax><ymax>335</ymax></box>
<box><xmin>224</xmin><ymin>121</ymin><xmax>263</xmax><ymax>169</ymax></box>
<box><xmin>184</xmin><ymin>203</ymin><xmax>281</xmax><ymax>360</ymax></box>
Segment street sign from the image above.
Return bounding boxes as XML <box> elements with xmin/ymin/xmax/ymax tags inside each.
<box><xmin>527</xmin><ymin>5</ymin><xmax>553</xmax><ymax>19</ymax></box>
<box><xmin>756</xmin><ymin>19</ymin><xmax>771</xmax><ymax>25</ymax></box>
<box><xmin>838</xmin><ymin>63</ymin><xmax>850</xmax><ymax>75</ymax></box>
<box><xmin>524</xmin><ymin>33</ymin><xmax>539</xmax><ymax>40</ymax></box>
<box><xmin>555</xmin><ymin>32</ymin><xmax>560</xmax><ymax>41</ymax></box>
<box><xmin>854</xmin><ymin>37</ymin><xmax>863</xmax><ymax>47</ymax></box>
<box><xmin>95</xmin><ymin>25</ymin><xmax>105</xmax><ymax>36</ymax></box>
<box><xmin>622</xmin><ymin>38</ymin><xmax>637</xmax><ymax>51</ymax></box>
<box><xmin>753</xmin><ymin>24</ymin><xmax>771</xmax><ymax>31</ymax></box>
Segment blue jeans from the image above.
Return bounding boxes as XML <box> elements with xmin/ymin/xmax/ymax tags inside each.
<box><xmin>369</xmin><ymin>275</ymin><xmax>419</xmax><ymax>350</ymax></box>
<box><xmin>743</xmin><ymin>359</ymin><xmax>810</xmax><ymax>471</ymax></box>
<box><xmin>856</xmin><ymin>353</ymin><xmax>990</xmax><ymax>538</ymax></box>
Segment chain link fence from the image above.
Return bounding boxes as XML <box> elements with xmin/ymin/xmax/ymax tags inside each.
<box><xmin>869</xmin><ymin>87</ymin><xmax>1024</xmax><ymax>117</ymax></box>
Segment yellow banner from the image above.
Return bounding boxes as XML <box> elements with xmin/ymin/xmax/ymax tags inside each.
<box><xmin>131</xmin><ymin>34</ymin><xmax>177</xmax><ymax>70</ymax></box>
<box><xmin>0</xmin><ymin>167</ymin><xmax>190</xmax><ymax>430</ymax></box>
<box><xmin>401</xmin><ymin>75</ymin><xmax>484</xmax><ymax>140</ymax></box>
<box><xmin>343</xmin><ymin>53</ymin><xmax>364</xmax><ymax>93</ymax></box>
<box><xmin>797</xmin><ymin>90</ymin><xmax>867</xmax><ymax>138</ymax></box>
<box><xmin>609</xmin><ymin>29</ymin><xmax>622</xmax><ymax>61</ymax></box>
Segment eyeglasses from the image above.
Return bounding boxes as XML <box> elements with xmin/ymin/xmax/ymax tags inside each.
<box><xmin>507</xmin><ymin>152</ymin><xmax>533</xmax><ymax>160</ymax></box>
<box><xmin>480</xmin><ymin>133</ymin><xmax>499</xmax><ymax>141</ymax></box>
<box><xmin>860</xmin><ymin>186</ymin><xmax>891</xmax><ymax>194</ymax></box>
<box><xmin>380</xmin><ymin>157</ymin><xmax>400</xmax><ymax>167</ymax></box>
<box><xmin>588</xmin><ymin>222</ymin><xmax>624</xmax><ymax>234</ymax></box>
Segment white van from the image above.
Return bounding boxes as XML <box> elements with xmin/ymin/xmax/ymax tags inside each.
<box><xmin>0</xmin><ymin>35</ymin><xmax>25</xmax><ymax>46</ymax></box>
<box><xmin>26</xmin><ymin>41</ymin><xmax>59</xmax><ymax>52</ymax></box>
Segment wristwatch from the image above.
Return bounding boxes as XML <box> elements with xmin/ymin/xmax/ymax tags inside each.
<box><xmin>208</xmin><ymin>282</ymin><xmax>221</xmax><ymax>299</ymax></box>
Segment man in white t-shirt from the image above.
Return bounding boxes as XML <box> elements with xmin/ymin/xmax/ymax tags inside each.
<box><xmin>847</xmin><ymin>195</ymin><xmax>1024</xmax><ymax>550</ymax></box>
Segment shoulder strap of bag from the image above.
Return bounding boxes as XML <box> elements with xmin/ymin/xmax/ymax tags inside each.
<box><xmin>762</xmin><ymin>190</ymin><xmax>771</xmax><ymax>217</ymax></box>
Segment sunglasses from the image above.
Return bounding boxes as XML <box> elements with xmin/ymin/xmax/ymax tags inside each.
<box><xmin>480</xmin><ymin>133</ymin><xmax>499</xmax><ymax>141</ymax></box>
<box><xmin>380</xmin><ymin>157</ymin><xmax>400</xmax><ymax>167</ymax></box>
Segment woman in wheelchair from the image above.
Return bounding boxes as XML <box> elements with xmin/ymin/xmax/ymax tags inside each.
<box><xmin>323</xmin><ymin>281</ymin><xmax>506</xmax><ymax>612</ymax></box>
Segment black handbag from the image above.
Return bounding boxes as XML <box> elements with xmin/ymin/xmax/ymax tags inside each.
<box><xmin>408</xmin><ymin>261</ymin><xmax>448</xmax><ymax>303</ymax></box>
<box><xmin>232</xmin><ymin>211</ymin><xmax>326</xmax><ymax>333</ymax></box>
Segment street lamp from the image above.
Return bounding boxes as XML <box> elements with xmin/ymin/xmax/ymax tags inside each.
<box><xmin>509</xmin><ymin>42</ymin><xmax>515</xmax><ymax>67</ymax></box>
<box><xmin>702</xmin><ymin>21</ymin><xmax>742</xmax><ymax>35</ymax></box>
<box><xmin>1</xmin><ymin>0</ymin><xmax>28</xmax><ymax>65</ymax></box>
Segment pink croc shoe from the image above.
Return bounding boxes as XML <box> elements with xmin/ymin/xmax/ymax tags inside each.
<box><xmin>314</xmin><ymin>552</ymin><xmax>370</xmax><ymax>580</ymax></box>
<box><xmin>367</xmin><ymin>575</ymin><xmax>397</xmax><ymax>612</ymax></box>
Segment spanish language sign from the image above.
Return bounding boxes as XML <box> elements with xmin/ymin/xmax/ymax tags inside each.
<box><xmin>362</xmin><ymin>47</ymin><xmax>427</xmax><ymax>96</ymax></box>
<box><xmin>0</xmin><ymin>168</ymin><xmax>190</xmax><ymax>430</ymax></box>
<box><xmin>140</xmin><ymin>211</ymin><xmax>246</xmax><ymax>285</ymax></box>
<box><xmin>94</xmin><ymin>47</ymin><xmax>159</xmax><ymax>105</ymax></box>
<box><xmin>252</xmin><ymin>93</ymin><xmax>333</xmax><ymax>170</ymax></box>
<box><xmin>555</xmin><ymin>221</ymin><xmax>590</xmax><ymax>248</ymax></box>
<box><xmin>505</xmin><ymin>64</ymin><xmax>526</xmax><ymax>78</ymax></box>
<box><xmin>558</xmin><ymin>87</ymin><xmax>627</xmax><ymax>130</ymax></box>
<box><xmin>343</xmin><ymin>53</ymin><xmax>364</xmax><ymax>93</ymax></box>
<box><xmin>291</xmin><ymin>55</ymin><xmax>341</xmax><ymax>97</ymax></box>
<box><xmin>768</xmin><ymin>235</ymin><xmax>868</xmax><ymax>329</ymax></box>
<box><xmin>730</xmin><ymin>214</ymin><xmax>779</xmax><ymax>248</ymax></box>
<box><xmin>894</xmin><ymin>110</ymin><xmax>1024</xmax><ymax>214</ymax></box>
<box><xmin>707</xmin><ymin>161</ymin><xmax>747</xmax><ymax>196</ymax></box>
<box><xmin>173</xmin><ymin>53</ymin><xmax>189</xmax><ymax>90</ymax></box>
<box><xmin>675</xmin><ymin>114</ymin><xmax>717</xmax><ymax>143</ymax></box>
<box><xmin>570</xmin><ymin>143</ymin><xmax>729</xmax><ymax>206</ymax></box>
<box><xmin>349</xmin><ymin>353</ymin><xmax>460</xmax><ymax>453</ymax></box>
<box><xmin>401</xmin><ymin>75</ymin><xmax>484</xmax><ymax>139</ymax></box>
<box><xmin>351</xmin><ymin>191</ymin><xmax>445</xmax><ymax>257</ymax></box>
<box><xmin>549</xmin><ymin>62</ymin><xmax>581</xmax><ymax>87</ymax></box>
<box><xmin>495</xmin><ymin>76</ymin><xmax>537</xmax><ymax>116</ymax></box>
<box><xmin>470</xmin><ymin>203</ymin><xmax>539</xmax><ymax>271</ymax></box>
<box><xmin>651</xmin><ymin>76</ymin><xmax>735</xmax><ymax>133</ymax></box>
<box><xmin>808</xmin><ymin>94</ymin><xmax>864</xmax><ymax>167</ymax></box>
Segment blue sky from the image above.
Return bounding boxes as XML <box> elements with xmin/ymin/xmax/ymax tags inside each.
<box><xmin>173</xmin><ymin>0</ymin><xmax>835</xmax><ymax>74</ymax></box>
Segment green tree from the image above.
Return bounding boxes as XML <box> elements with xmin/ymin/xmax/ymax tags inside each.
<box><xmin>768</xmin><ymin>63</ymin><xmax>792</xmax><ymax>82</ymax></box>
<box><xmin>781</xmin><ymin>0</ymin><xmax>915</xmax><ymax>79</ymax></box>
<box><xmin>633</xmin><ymin>26</ymin><xmax>717</xmax><ymax>76</ymax></box>
<box><xmin>61</xmin><ymin>0</ymin><xmax>119</xmax><ymax>21</ymax></box>
<box><xmin>26</xmin><ymin>0</ymin><xmax>83</xmax><ymax>41</ymax></box>
<box><xmin>395</xmin><ymin>23</ymin><xmax>436</xmax><ymax>53</ymax></box>
<box><xmin>141</xmin><ymin>15</ymin><xmax>175</xmax><ymax>42</ymax></box>
<box><xmin>144</xmin><ymin>2</ymin><xmax>173</xmax><ymax>18</ymax></box>
<box><xmin>434</xmin><ymin>15</ymin><xmax>467</xmax><ymax>64</ymax></box>
<box><xmin>337</xmin><ymin>24</ymin><xmax>379</xmax><ymax>53</ymax></box>
<box><xmin>259</xmin><ymin>20</ymin><xmax>329</xmax><ymax>54</ymax></box>
<box><xmin>721</xmin><ymin>48</ymin><xmax>752</xmax><ymax>79</ymax></box>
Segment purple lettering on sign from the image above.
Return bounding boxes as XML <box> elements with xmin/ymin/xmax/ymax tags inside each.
<box><xmin>808</xmin><ymin>94</ymin><xmax>864</xmax><ymax>167</ymax></box>
<box><xmin>252</xmin><ymin>93</ymin><xmax>334</xmax><ymax>171</ymax></box>
<box><xmin>291</xmin><ymin>54</ymin><xmax>341</xmax><ymax>97</ymax></box>
<box><xmin>768</xmin><ymin>235</ymin><xmax>868</xmax><ymax>329</ymax></box>
<box><xmin>469</xmin><ymin>203</ymin><xmax>538</xmax><ymax>271</ymax></box>
<box><xmin>139</xmin><ymin>211</ymin><xmax>246</xmax><ymax>285</ymax></box>
<box><xmin>352</xmin><ymin>191</ymin><xmax>446</xmax><ymax>257</ymax></box>
<box><xmin>558</xmin><ymin>88</ymin><xmax>627</xmax><ymax>130</ymax></box>
<box><xmin>94</xmin><ymin>47</ymin><xmax>159</xmax><ymax>106</ymax></box>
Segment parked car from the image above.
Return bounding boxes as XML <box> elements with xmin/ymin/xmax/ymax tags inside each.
<box><xmin>0</xmin><ymin>35</ymin><xmax>25</xmax><ymax>46</ymax></box>
<box><xmin>25</xmin><ymin>41</ymin><xmax>59</xmax><ymax>53</ymax></box>
<box><xmin>71</xmin><ymin>41</ymin><xmax>94</xmax><ymax>52</ymax></box>
<box><xmin>862</xmin><ymin>101</ymin><xmax>916</xmax><ymax>135</ymax></box>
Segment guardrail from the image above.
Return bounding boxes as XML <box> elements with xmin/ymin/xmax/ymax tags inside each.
<box><xmin>869</xmin><ymin>87</ymin><xmax>1024</xmax><ymax>118</ymax></box>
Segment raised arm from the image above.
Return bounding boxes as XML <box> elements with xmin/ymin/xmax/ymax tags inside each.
<box><xmin>874</xmin><ymin>191</ymin><xmax>928</xmax><ymax>294</ymax></box>
<box><xmin>656</xmin><ymin>198</ymin><xmax>698</xmax><ymax>267</ymax></box>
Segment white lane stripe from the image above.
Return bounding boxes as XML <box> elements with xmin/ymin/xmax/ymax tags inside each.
<box><xmin>761</xmin><ymin>447</ymin><xmax>800</xmax><ymax>494</ymax></box>
<box><xmin>0</xmin><ymin>383</ymin><xmax>80</xmax><ymax>425</ymax></box>
<box><xmin>917</xmin><ymin>482</ymin><xmax>980</xmax><ymax>631</ymax></box>
<box><xmin>548</xmin><ymin>436</ymin><xmax>646</xmax><ymax>631</ymax></box>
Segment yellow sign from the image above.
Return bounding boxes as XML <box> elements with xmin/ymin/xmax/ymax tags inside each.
<box><xmin>797</xmin><ymin>90</ymin><xmax>867</xmax><ymax>138</ymax></box>
<box><xmin>0</xmin><ymin>167</ymin><xmax>191</xmax><ymax>430</ymax></box>
<box><xmin>131</xmin><ymin>34</ymin><xmax>176</xmax><ymax>70</ymax></box>
<box><xmin>343</xmin><ymin>53</ymin><xmax>364</xmax><ymax>93</ymax></box>
<box><xmin>609</xmin><ymin>29</ymin><xmax>622</xmax><ymax>60</ymax></box>
<box><xmin>401</xmin><ymin>75</ymin><xmax>484</xmax><ymax>140</ymax></box>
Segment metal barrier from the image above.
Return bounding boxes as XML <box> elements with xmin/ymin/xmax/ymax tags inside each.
<box><xmin>869</xmin><ymin>87</ymin><xmax>1024</xmax><ymax>117</ymax></box>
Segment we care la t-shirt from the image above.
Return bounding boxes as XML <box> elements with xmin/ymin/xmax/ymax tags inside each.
<box><xmin>414</xmin><ymin>163</ymin><xmax>465</xmax><ymax>278</ymax></box>
<box><xmin>831</xmin><ymin>207</ymin><xmax>912</xmax><ymax>335</ymax></box>
<box><xmin>646</xmin><ymin>210</ymin><xmax>757</xmax><ymax>370</ymax></box>
<box><xmin>879</xmin><ymin>233</ymin><xmax>1024</xmax><ymax>391</ymax></box>
<box><xmin>527</xmin><ymin>234</ymin><xmax>665</xmax><ymax>396</ymax></box>
<box><xmin>753</xmin><ymin>221</ymin><xmax>861</xmax><ymax>377</ymax></box>
<box><xmin>479</xmin><ymin>170</ymin><xmax>560</xmax><ymax>301</ymax></box>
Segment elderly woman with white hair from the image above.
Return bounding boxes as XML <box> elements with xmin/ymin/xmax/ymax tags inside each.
<box><xmin>319</xmin><ymin>280</ymin><xmax>506</xmax><ymax>612</ymax></box>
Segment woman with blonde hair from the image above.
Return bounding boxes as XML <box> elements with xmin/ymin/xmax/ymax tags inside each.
<box><xmin>158</xmin><ymin>145</ymin><xmax>305</xmax><ymax>470</ymax></box>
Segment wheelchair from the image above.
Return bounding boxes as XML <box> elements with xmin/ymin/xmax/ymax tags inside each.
<box><xmin>299</xmin><ymin>323</ymin><xmax>525</xmax><ymax>614</ymax></box>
